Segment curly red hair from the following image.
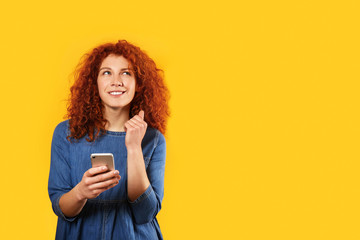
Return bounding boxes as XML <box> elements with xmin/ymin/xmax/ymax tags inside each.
<box><xmin>66</xmin><ymin>40</ymin><xmax>170</xmax><ymax>142</ymax></box>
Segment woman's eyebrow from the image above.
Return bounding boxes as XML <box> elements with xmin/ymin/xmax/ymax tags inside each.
<box><xmin>99</xmin><ymin>67</ymin><xmax>112</xmax><ymax>71</ymax></box>
<box><xmin>99</xmin><ymin>67</ymin><xmax>132</xmax><ymax>71</ymax></box>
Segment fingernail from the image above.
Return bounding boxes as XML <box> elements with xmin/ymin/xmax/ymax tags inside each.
<box><xmin>102</xmin><ymin>166</ymin><xmax>107</xmax><ymax>170</ymax></box>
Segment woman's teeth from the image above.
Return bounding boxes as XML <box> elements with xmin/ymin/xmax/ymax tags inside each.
<box><xmin>110</xmin><ymin>91</ymin><xmax>124</xmax><ymax>95</ymax></box>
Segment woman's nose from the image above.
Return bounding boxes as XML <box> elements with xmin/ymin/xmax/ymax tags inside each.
<box><xmin>111</xmin><ymin>75</ymin><xmax>124</xmax><ymax>87</ymax></box>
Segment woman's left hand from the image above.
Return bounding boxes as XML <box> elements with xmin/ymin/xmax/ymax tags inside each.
<box><xmin>125</xmin><ymin>110</ymin><xmax>147</xmax><ymax>149</ymax></box>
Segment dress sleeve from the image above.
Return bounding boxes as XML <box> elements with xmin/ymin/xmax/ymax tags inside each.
<box><xmin>128</xmin><ymin>131</ymin><xmax>166</xmax><ymax>224</ymax></box>
<box><xmin>48</xmin><ymin>122</ymin><xmax>77</xmax><ymax>222</ymax></box>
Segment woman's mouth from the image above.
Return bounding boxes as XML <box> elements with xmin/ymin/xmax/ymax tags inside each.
<box><xmin>109</xmin><ymin>91</ymin><xmax>126</xmax><ymax>96</ymax></box>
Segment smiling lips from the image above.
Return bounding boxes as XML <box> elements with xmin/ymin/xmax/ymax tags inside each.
<box><xmin>109</xmin><ymin>91</ymin><xmax>126</xmax><ymax>96</ymax></box>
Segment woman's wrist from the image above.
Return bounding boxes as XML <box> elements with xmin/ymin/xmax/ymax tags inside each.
<box><xmin>73</xmin><ymin>183</ymin><xmax>87</xmax><ymax>202</ymax></box>
<box><xmin>126</xmin><ymin>145</ymin><xmax>142</xmax><ymax>154</ymax></box>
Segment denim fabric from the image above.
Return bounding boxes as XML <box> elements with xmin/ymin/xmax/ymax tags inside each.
<box><xmin>48</xmin><ymin>120</ymin><xmax>166</xmax><ymax>240</ymax></box>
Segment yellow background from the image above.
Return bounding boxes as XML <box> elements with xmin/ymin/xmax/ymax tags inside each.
<box><xmin>0</xmin><ymin>0</ymin><xmax>359</xmax><ymax>239</ymax></box>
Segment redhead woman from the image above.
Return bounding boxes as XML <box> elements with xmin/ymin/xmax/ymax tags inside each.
<box><xmin>48</xmin><ymin>40</ymin><xmax>170</xmax><ymax>239</ymax></box>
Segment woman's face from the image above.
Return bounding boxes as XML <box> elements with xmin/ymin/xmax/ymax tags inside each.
<box><xmin>97</xmin><ymin>54</ymin><xmax>136</xmax><ymax>112</ymax></box>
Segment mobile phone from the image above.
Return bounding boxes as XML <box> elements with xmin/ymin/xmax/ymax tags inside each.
<box><xmin>91</xmin><ymin>153</ymin><xmax>115</xmax><ymax>171</ymax></box>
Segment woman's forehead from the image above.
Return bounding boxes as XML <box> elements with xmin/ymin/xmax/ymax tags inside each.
<box><xmin>101</xmin><ymin>54</ymin><xmax>128</xmax><ymax>64</ymax></box>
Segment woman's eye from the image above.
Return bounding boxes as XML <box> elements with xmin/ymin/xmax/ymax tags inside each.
<box><xmin>103</xmin><ymin>71</ymin><xmax>111</xmax><ymax>75</ymax></box>
<box><xmin>122</xmin><ymin>71</ymin><xmax>131</xmax><ymax>76</ymax></box>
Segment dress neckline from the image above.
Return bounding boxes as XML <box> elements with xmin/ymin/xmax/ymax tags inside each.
<box><xmin>105</xmin><ymin>130</ymin><xmax>126</xmax><ymax>136</ymax></box>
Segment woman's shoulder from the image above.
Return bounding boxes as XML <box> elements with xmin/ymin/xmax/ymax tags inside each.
<box><xmin>53</xmin><ymin>119</ymin><xmax>71</xmax><ymax>139</ymax></box>
<box><xmin>144</xmin><ymin>127</ymin><xmax>166</xmax><ymax>147</ymax></box>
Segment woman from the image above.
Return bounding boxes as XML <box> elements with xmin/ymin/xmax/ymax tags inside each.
<box><xmin>48</xmin><ymin>40</ymin><xmax>170</xmax><ymax>239</ymax></box>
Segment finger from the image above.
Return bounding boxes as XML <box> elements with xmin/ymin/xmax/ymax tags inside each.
<box><xmin>130</xmin><ymin>120</ymin><xmax>147</xmax><ymax>131</ymax></box>
<box><xmin>126</xmin><ymin>120</ymin><xmax>137</xmax><ymax>128</ymax></box>
<box><xmin>132</xmin><ymin>115</ymin><xmax>147</xmax><ymax>127</ymax></box>
<box><xmin>90</xmin><ymin>170</ymin><xmax>120</xmax><ymax>184</ymax></box>
<box><xmin>96</xmin><ymin>179</ymin><xmax>120</xmax><ymax>193</ymax></box>
<box><xmin>138</xmin><ymin>110</ymin><xmax>144</xmax><ymax>120</ymax></box>
<box><xmin>86</xmin><ymin>166</ymin><xmax>108</xmax><ymax>177</ymax></box>
<box><xmin>129</xmin><ymin>118</ymin><xmax>144</xmax><ymax>127</ymax></box>
<box><xmin>131</xmin><ymin>115</ymin><xmax>144</xmax><ymax>123</ymax></box>
<box><xmin>92</xmin><ymin>175</ymin><xmax>121</xmax><ymax>190</ymax></box>
<box><xmin>91</xmin><ymin>187</ymin><xmax>109</xmax><ymax>196</ymax></box>
<box><xmin>106</xmin><ymin>182</ymin><xmax>119</xmax><ymax>189</ymax></box>
<box><xmin>89</xmin><ymin>177</ymin><xmax>120</xmax><ymax>190</ymax></box>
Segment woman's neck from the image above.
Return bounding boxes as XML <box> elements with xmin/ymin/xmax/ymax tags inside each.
<box><xmin>103</xmin><ymin>106</ymin><xmax>130</xmax><ymax>132</ymax></box>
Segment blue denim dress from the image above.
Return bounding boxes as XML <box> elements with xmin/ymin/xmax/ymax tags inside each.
<box><xmin>48</xmin><ymin>120</ymin><xmax>166</xmax><ymax>240</ymax></box>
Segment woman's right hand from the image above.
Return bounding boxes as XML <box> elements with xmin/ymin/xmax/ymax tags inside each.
<box><xmin>75</xmin><ymin>166</ymin><xmax>121</xmax><ymax>200</ymax></box>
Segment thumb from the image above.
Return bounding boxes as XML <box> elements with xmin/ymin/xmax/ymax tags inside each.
<box><xmin>139</xmin><ymin>110</ymin><xmax>144</xmax><ymax>120</ymax></box>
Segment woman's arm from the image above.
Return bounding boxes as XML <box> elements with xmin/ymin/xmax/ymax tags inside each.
<box><xmin>48</xmin><ymin>121</ymin><xmax>120</xmax><ymax>220</ymax></box>
<box><xmin>59</xmin><ymin>166</ymin><xmax>121</xmax><ymax>217</ymax></box>
<box><xmin>125</xmin><ymin>111</ymin><xmax>166</xmax><ymax>224</ymax></box>
<box><xmin>125</xmin><ymin>110</ymin><xmax>150</xmax><ymax>201</ymax></box>
<box><xmin>127</xmin><ymin>147</ymin><xmax>150</xmax><ymax>201</ymax></box>
<box><xmin>128</xmin><ymin>130</ymin><xmax>166</xmax><ymax>224</ymax></box>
